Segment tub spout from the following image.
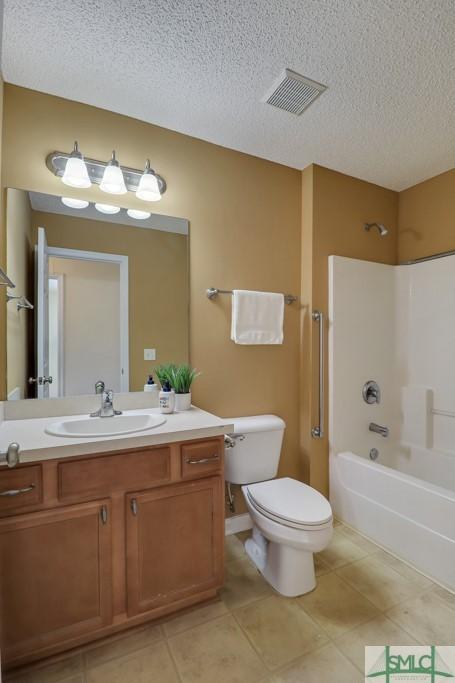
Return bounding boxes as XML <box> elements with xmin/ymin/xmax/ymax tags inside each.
<box><xmin>369</xmin><ymin>422</ymin><xmax>389</xmax><ymax>438</ymax></box>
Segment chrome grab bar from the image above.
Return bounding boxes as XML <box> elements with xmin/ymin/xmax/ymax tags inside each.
<box><xmin>311</xmin><ymin>311</ymin><xmax>324</xmax><ymax>439</ymax></box>
<box><xmin>431</xmin><ymin>408</ymin><xmax>455</xmax><ymax>418</ymax></box>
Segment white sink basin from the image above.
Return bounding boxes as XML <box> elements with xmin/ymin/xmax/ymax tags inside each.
<box><xmin>45</xmin><ymin>413</ymin><xmax>166</xmax><ymax>438</ymax></box>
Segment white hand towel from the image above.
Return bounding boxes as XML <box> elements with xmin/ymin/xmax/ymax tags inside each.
<box><xmin>230</xmin><ymin>290</ymin><xmax>284</xmax><ymax>345</ymax></box>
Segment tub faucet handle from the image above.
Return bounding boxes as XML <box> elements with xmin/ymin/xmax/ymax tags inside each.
<box><xmin>363</xmin><ymin>381</ymin><xmax>381</xmax><ymax>404</ymax></box>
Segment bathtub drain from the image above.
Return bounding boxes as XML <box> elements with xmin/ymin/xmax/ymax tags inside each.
<box><xmin>369</xmin><ymin>448</ymin><xmax>379</xmax><ymax>461</ymax></box>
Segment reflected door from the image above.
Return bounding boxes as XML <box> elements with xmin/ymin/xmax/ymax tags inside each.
<box><xmin>35</xmin><ymin>227</ymin><xmax>50</xmax><ymax>398</ymax></box>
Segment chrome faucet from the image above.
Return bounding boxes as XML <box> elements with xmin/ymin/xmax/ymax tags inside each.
<box><xmin>369</xmin><ymin>422</ymin><xmax>389</xmax><ymax>438</ymax></box>
<box><xmin>90</xmin><ymin>389</ymin><xmax>122</xmax><ymax>418</ymax></box>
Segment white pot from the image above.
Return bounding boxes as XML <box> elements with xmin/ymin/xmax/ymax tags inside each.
<box><xmin>174</xmin><ymin>392</ymin><xmax>192</xmax><ymax>411</ymax></box>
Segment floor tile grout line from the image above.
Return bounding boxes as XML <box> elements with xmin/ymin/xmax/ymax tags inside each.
<box><xmin>333</xmin><ymin>564</ymin><xmax>435</xmax><ymax>611</ymax></box>
<box><xmin>81</xmin><ymin>624</ymin><xmax>165</xmax><ymax>671</ymax></box>
<box><xmin>164</xmin><ymin>637</ymin><xmax>184</xmax><ymax>683</ymax></box>
<box><xmin>261</xmin><ymin>639</ymin><xmax>333</xmax><ymax>678</ymax></box>
<box><xmin>329</xmin><ymin>639</ymin><xmax>365</xmax><ymax>675</ymax></box>
<box><xmin>229</xmin><ymin>608</ymin><xmax>274</xmax><ymax>673</ymax></box>
<box><xmin>229</xmin><ymin>594</ymin><xmax>333</xmax><ymax>675</ymax></box>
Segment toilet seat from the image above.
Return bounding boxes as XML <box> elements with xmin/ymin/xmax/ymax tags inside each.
<box><xmin>244</xmin><ymin>477</ymin><xmax>332</xmax><ymax>531</ymax></box>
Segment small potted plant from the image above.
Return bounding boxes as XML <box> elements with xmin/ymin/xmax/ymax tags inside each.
<box><xmin>169</xmin><ymin>364</ymin><xmax>200</xmax><ymax>411</ymax></box>
<box><xmin>155</xmin><ymin>363</ymin><xmax>175</xmax><ymax>389</ymax></box>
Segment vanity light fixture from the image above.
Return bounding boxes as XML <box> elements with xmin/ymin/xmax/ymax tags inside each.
<box><xmin>47</xmin><ymin>145</ymin><xmax>166</xmax><ymax>200</ymax></box>
<box><xmin>61</xmin><ymin>197</ymin><xmax>89</xmax><ymax>209</ymax></box>
<box><xmin>100</xmin><ymin>151</ymin><xmax>127</xmax><ymax>195</ymax></box>
<box><xmin>127</xmin><ymin>209</ymin><xmax>151</xmax><ymax>220</ymax></box>
<box><xmin>94</xmin><ymin>203</ymin><xmax>121</xmax><ymax>215</ymax></box>
<box><xmin>136</xmin><ymin>160</ymin><xmax>161</xmax><ymax>202</ymax></box>
<box><xmin>61</xmin><ymin>141</ymin><xmax>92</xmax><ymax>189</ymax></box>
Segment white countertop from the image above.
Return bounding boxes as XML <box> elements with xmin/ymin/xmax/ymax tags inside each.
<box><xmin>0</xmin><ymin>406</ymin><xmax>234</xmax><ymax>464</ymax></box>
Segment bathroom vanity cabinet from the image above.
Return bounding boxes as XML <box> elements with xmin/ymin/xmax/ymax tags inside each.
<box><xmin>0</xmin><ymin>436</ymin><xmax>224</xmax><ymax>669</ymax></box>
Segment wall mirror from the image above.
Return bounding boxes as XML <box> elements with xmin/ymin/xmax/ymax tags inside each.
<box><xmin>6</xmin><ymin>188</ymin><xmax>189</xmax><ymax>400</ymax></box>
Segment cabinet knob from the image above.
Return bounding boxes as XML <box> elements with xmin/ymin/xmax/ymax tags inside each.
<box><xmin>131</xmin><ymin>498</ymin><xmax>138</xmax><ymax>516</ymax></box>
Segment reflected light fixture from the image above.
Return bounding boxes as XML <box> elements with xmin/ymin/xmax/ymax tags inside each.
<box><xmin>100</xmin><ymin>150</ymin><xmax>127</xmax><ymax>195</ymax></box>
<box><xmin>136</xmin><ymin>160</ymin><xmax>161</xmax><ymax>201</ymax></box>
<box><xmin>61</xmin><ymin>141</ymin><xmax>91</xmax><ymax>189</ymax></box>
<box><xmin>127</xmin><ymin>209</ymin><xmax>151</xmax><ymax>220</ymax></box>
<box><xmin>95</xmin><ymin>203</ymin><xmax>121</xmax><ymax>214</ymax></box>
<box><xmin>61</xmin><ymin>197</ymin><xmax>89</xmax><ymax>209</ymax></box>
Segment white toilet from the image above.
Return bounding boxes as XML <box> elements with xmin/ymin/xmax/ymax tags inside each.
<box><xmin>225</xmin><ymin>415</ymin><xmax>333</xmax><ymax>597</ymax></box>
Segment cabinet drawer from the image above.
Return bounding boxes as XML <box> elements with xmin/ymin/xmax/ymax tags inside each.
<box><xmin>0</xmin><ymin>466</ymin><xmax>42</xmax><ymax>514</ymax></box>
<box><xmin>181</xmin><ymin>440</ymin><xmax>222</xmax><ymax>480</ymax></box>
<box><xmin>59</xmin><ymin>447</ymin><xmax>171</xmax><ymax>501</ymax></box>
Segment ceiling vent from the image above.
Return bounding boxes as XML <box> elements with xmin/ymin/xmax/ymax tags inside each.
<box><xmin>263</xmin><ymin>69</ymin><xmax>327</xmax><ymax>116</ymax></box>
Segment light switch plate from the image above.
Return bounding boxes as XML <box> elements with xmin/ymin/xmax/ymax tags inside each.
<box><xmin>144</xmin><ymin>348</ymin><xmax>156</xmax><ymax>361</ymax></box>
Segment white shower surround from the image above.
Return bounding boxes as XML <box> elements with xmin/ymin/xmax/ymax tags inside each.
<box><xmin>329</xmin><ymin>255</ymin><xmax>455</xmax><ymax>590</ymax></box>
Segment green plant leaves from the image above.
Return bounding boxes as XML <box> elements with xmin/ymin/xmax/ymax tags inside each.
<box><xmin>154</xmin><ymin>363</ymin><xmax>200</xmax><ymax>394</ymax></box>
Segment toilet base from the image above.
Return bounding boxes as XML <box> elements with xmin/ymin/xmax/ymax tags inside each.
<box><xmin>246</xmin><ymin>528</ymin><xmax>316</xmax><ymax>597</ymax></box>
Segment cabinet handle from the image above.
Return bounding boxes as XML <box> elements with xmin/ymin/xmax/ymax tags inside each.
<box><xmin>131</xmin><ymin>498</ymin><xmax>138</xmax><ymax>515</ymax></box>
<box><xmin>100</xmin><ymin>505</ymin><xmax>108</xmax><ymax>524</ymax></box>
<box><xmin>0</xmin><ymin>483</ymin><xmax>35</xmax><ymax>497</ymax></box>
<box><xmin>185</xmin><ymin>455</ymin><xmax>220</xmax><ymax>465</ymax></box>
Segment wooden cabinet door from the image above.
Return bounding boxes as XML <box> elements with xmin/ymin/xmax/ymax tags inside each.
<box><xmin>126</xmin><ymin>477</ymin><xmax>224</xmax><ymax>616</ymax></box>
<box><xmin>0</xmin><ymin>500</ymin><xmax>112</xmax><ymax>664</ymax></box>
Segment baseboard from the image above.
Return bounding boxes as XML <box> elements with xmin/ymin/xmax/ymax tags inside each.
<box><xmin>225</xmin><ymin>513</ymin><xmax>252</xmax><ymax>535</ymax></box>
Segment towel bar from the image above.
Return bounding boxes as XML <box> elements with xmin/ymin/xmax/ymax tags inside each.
<box><xmin>206</xmin><ymin>288</ymin><xmax>298</xmax><ymax>305</ymax></box>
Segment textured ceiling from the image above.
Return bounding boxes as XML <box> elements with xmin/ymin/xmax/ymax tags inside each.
<box><xmin>3</xmin><ymin>0</ymin><xmax>455</xmax><ymax>190</ymax></box>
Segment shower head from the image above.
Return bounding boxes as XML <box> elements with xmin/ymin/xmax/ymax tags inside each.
<box><xmin>364</xmin><ymin>222</ymin><xmax>388</xmax><ymax>236</ymax></box>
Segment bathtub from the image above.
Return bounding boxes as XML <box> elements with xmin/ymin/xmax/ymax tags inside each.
<box><xmin>330</xmin><ymin>449</ymin><xmax>455</xmax><ymax>591</ymax></box>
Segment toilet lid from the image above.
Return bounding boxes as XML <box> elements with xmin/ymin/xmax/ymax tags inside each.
<box><xmin>246</xmin><ymin>477</ymin><xmax>332</xmax><ymax>526</ymax></box>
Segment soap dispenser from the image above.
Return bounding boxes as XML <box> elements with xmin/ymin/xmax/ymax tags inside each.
<box><xmin>144</xmin><ymin>374</ymin><xmax>158</xmax><ymax>394</ymax></box>
<box><xmin>159</xmin><ymin>380</ymin><xmax>175</xmax><ymax>414</ymax></box>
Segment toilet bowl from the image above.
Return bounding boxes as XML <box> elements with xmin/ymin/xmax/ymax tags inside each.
<box><xmin>224</xmin><ymin>415</ymin><xmax>333</xmax><ymax>597</ymax></box>
<box><xmin>242</xmin><ymin>477</ymin><xmax>333</xmax><ymax>596</ymax></box>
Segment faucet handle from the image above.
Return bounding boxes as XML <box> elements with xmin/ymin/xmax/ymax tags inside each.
<box><xmin>103</xmin><ymin>390</ymin><xmax>114</xmax><ymax>404</ymax></box>
<box><xmin>0</xmin><ymin>443</ymin><xmax>20</xmax><ymax>468</ymax></box>
<box><xmin>95</xmin><ymin>380</ymin><xmax>105</xmax><ymax>395</ymax></box>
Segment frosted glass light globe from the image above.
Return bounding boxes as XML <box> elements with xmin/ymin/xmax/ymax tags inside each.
<box><xmin>136</xmin><ymin>160</ymin><xmax>161</xmax><ymax>201</ymax></box>
<box><xmin>100</xmin><ymin>151</ymin><xmax>127</xmax><ymax>195</ymax></box>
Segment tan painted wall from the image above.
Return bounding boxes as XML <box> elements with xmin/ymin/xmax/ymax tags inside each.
<box><xmin>299</xmin><ymin>165</ymin><xmax>314</xmax><ymax>485</ymax></box>
<box><xmin>398</xmin><ymin>168</ymin><xmax>455</xmax><ymax>262</ymax></box>
<box><xmin>2</xmin><ymin>85</ymin><xmax>303</xmax><ymax>492</ymax></box>
<box><xmin>6</xmin><ymin>189</ymin><xmax>33</xmax><ymax>398</ymax></box>
<box><xmin>0</xmin><ymin>75</ymin><xmax>6</xmax><ymax>391</ymax></box>
<box><xmin>305</xmin><ymin>165</ymin><xmax>399</xmax><ymax>494</ymax></box>
<box><xmin>31</xmin><ymin>210</ymin><xmax>189</xmax><ymax>392</ymax></box>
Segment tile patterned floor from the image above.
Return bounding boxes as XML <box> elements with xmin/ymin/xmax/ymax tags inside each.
<box><xmin>5</xmin><ymin>523</ymin><xmax>455</xmax><ymax>683</ymax></box>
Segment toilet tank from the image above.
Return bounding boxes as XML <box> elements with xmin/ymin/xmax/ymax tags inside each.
<box><xmin>224</xmin><ymin>415</ymin><xmax>286</xmax><ymax>485</ymax></box>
